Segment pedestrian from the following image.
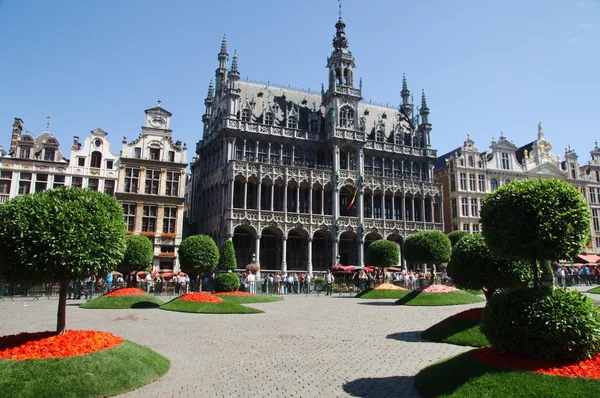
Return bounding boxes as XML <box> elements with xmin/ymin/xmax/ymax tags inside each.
<box><xmin>104</xmin><ymin>271</ymin><xmax>113</xmax><ymax>294</ymax></box>
<box><xmin>324</xmin><ymin>270</ymin><xmax>334</xmax><ymax>296</ymax></box>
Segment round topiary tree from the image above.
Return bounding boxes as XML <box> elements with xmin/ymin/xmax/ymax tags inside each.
<box><xmin>366</xmin><ymin>240</ymin><xmax>400</xmax><ymax>275</ymax></box>
<box><xmin>482</xmin><ymin>287</ymin><xmax>600</xmax><ymax>361</ymax></box>
<box><xmin>448</xmin><ymin>233</ymin><xmax>532</xmax><ymax>299</ymax></box>
<box><xmin>404</xmin><ymin>231</ymin><xmax>451</xmax><ymax>273</ymax></box>
<box><xmin>481</xmin><ymin>178</ymin><xmax>590</xmax><ymax>286</ymax></box>
<box><xmin>178</xmin><ymin>235</ymin><xmax>219</xmax><ymax>275</ymax></box>
<box><xmin>447</xmin><ymin>230</ymin><xmax>469</xmax><ymax>248</ymax></box>
<box><xmin>218</xmin><ymin>240</ymin><xmax>237</xmax><ymax>271</ymax></box>
<box><xmin>0</xmin><ymin>187</ymin><xmax>126</xmax><ymax>333</ymax></box>
<box><xmin>119</xmin><ymin>235</ymin><xmax>154</xmax><ymax>274</ymax></box>
<box><xmin>215</xmin><ymin>272</ymin><xmax>241</xmax><ymax>292</ymax></box>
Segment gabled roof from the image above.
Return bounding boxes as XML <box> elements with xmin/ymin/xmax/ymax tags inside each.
<box><xmin>144</xmin><ymin>106</ymin><xmax>173</xmax><ymax>117</ymax></box>
<box><xmin>434</xmin><ymin>147</ymin><xmax>461</xmax><ymax>170</ymax></box>
<box><xmin>515</xmin><ymin>141</ymin><xmax>535</xmax><ymax>163</ymax></box>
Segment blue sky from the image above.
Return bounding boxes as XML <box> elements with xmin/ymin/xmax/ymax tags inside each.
<box><xmin>0</xmin><ymin>0</ymin><xmax>598</xmax><ymax>164</ymax></box>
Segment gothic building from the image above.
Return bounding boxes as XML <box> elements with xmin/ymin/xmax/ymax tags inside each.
<box><xmin>188</xmin><ymin>17</ymin><xmax>444</xmax><ymax>273</ymax></box>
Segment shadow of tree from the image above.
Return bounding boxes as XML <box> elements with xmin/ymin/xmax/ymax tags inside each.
<box><xmin>130</xmin><ymin>301</ymin><xmax>161</xmax><ymax>309</ymax></box>
<box><xmin>385</xmin><ymin>331</ymin><xmax>430</xmax><ymax>343</ymax></box>
<box><xmin>343</xmin><ymin>375</ymin><xmax>417</xmax><ymax>397</ymax></box>
<box><xmin>356</xmin><ymin>301</ymin><xmax>398</xmax><ymax>306</ymax></box>
<box><xmin>395</xmin><ymin>290</ymin><xmax>421</xmax><ymax>305</ymax></box>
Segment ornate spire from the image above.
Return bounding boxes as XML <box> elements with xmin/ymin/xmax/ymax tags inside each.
<box><xmin>46</xmin><ymin>116</ymin><xmax>51</xmax><ymax>132</ymax></box>
<box><xmin>333</xmin><ymin>15</ymin><xmax>348</xmax><ymax>51</ymax></box>
<box><xmin>206</xmin><ymin>81</ymin><xmax>214</xmax><ymax>100</ymax></box>
<box><xmin>231</xmin><ymin>50</ymin><xmax>238</xmax><ymax>73</ymax></box>
<box><xmin>420</xmin><ymin>90</ymin><xmax>429</xmax><ymax>113</ymax></box>
<box><xmin>401</xmin><ymin>73</ymin><xmax>410</xmax><ymax>105</ymax></box>
<box><xmin>220</xmin><ymin>34</ymin><xmax>227</xmax><ymax>56</ymax></box>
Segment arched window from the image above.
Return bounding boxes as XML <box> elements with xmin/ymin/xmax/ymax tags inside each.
<box><xmin>339</xmin><ymin>106</ymin><xmax>354</xmax><ymax>128</ymax></box>
<box><xmin>294</xmin><ymin>146</ymin><xmax>303</xmax><ymax>165</ymax></box>
<box><xmin>90</xmin><ymin>151</ymin><xmax>102</xmax><ymax>168</ymax></box>
<box><xmin>374</xmin><ymin>158</ymin><xmax>383</xmax><ymax>175</ymax></box>
<box><xmin>270</xmin><ymin>143</ymin><xmax>280</xmax><ymax>163</ymax></box>
<box><xmin>287</xmin><ymin>116</ymin><xmax>297</xmax><ymax>129</ymax></box>
<box><xmin>459</xmin><ymin>159</ymin><xmax>464</xmax><ymax>166</ymax></box>
<box><xmin>394</xmin><ymin>133</ymin><xmax>402</xmax><ymax>146</ymax></box>
<box><xmin>305</xmin><ymin>148</ymin><xmax>315</xmax><ymax>167</ymax></box>
<box><xmin>309</xmin><ymin>118</ymin><xmax>319</xmax><ymax>132</ymax></box>
<box><xmin>258</xmin><ymin>142</ymin><xmax>268</xmax><ymax>162</ymax></box>
<box><xmin>235</xmin><ymin>139</ymin><xmax>244</xmax><ymax>160</ymax></box>
<box><xmin>490</xmin><ymin>178</ymin><xmax>498</xmax><ymax>191</ymax></box>
<box><xmin>265</xmin><ymin>113</ymin><xmax>274</xmax><ymax>126</ymax></box>
<box><xmin>413</xmin><ymin>136</ymin><xmax>420</xmax><ymax>147</ymax></box>
<box><xmin>468</xmin><ymin>156</ymin><xmax>474</xmax><ymax>167</ymax></box>
<box><xmin>364</xmin><ymin>156</ymin><xmax>373</xmax><ymax>174</ymax></box>
<box><xmin>282</xmin><ymin>145</ymin><xmax>292</xmax><ymax>165</ymax></box>
<box><xmin>375</xmin><ymin>130</ymin><xmax>384</xmax><ymax>142</ymax></box>
<box><xmin>384</xmin><ymin>158</ymin><xmax>392</xmax><ymax>177</ymax></box>
<box><xmin>505</xmin><ymin>179</ymin><xmax>511</xmax><ymax>185</ymax></box>
<box><xmin>245</xmin><ymin>140</ymin><xmax>256</xmax><ymax>161</ymax></box>
<box><xmin>241</xmin><ymin>109</ymin><xmax>251</xmax><ymax>122</ymax></box>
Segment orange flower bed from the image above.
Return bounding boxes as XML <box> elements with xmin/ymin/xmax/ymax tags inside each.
<box><xmin>451</xmin><ymin>308</ymin><xmax>484</xmax><ymax>321</ymax></box>
<box><xmin>0</xmin><ymin>330</ymin><xmax>123</xmax><ymax>360</ymax></box>
<box><xmin>374</xmin><ymin>283</ymin><xmax>406</xmax><ymax>291</ymax></box>
<box><xmin>178</xmin><ymin>292</ymin><xmax>223</xmax><ymax>303</ymax></box>
<box><xmin>215</xmin><ymin>292</ymin><xmax>256</xmax><ymax>296</ymax></box>
<box><xmin>473</xmin><ymin>347</ymin><xmax>600</xmax><ymax>379</ymax></box>
<box><xmin>104</xmin><ymin>288</ymin><xmax>146</xmax><ymax>297</ymax></box>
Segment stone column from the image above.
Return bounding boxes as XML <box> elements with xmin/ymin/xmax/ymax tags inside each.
<box><xmin>307</xmin><ymin>237</ymin><xmax>313</xmax><ymax>275</ymax></box>
<box><xmin>257</xmin><ymin>178</ymin><xmax>262</xmax><ymax>211</ymax></box>
<box><xmin>281</xmin><ymin>237</ymin><xmax>287</xmax><ymax>273</ymax></box>
<box><xmin>283</xmin><ymin>182</ymin><xmax>288</xmax><ymax>212</ymax></box>
<box><xmin>430</xmin><ymin>198</ymin><xmax>435</xmax><ymax>223</ymax></box>
<box><xmin>411</xmin><ymin>197</ymin><xmax>415</xmax><ymax>222</ymax></box>
<box><xmin>229</xmin><ymin>180</ymin><xmax>235</xmax><ymax>209</ymax></box>
<box><xmin>255</xmin><ymin>235</ymin><xmax>261</xmax><ymax>267</ymax></box>
<box><xmin>243</xmin><ymin>180</ymin><xmax>248</xmax><ymax>210</ymax></box>
<box><xmin>391</xmin><ymin>192</ymin><xmax>396</xmax><ymax>220</ymax></box>
<box><xmin>309</xmin><ymin>184</ymin><xmax>313</xmax><ymax>215</ymax></box>
<box><xmin>422</xmin><ymin>196</ymin><xmax>426</xmax><ymax>226</ymax></box>
<box><xmin>296</xmin><ymin>185</ymin><xmax>300</xmax><ymax>213</ymax></box>
<box><xmin>321</xmin><ymin>188</ymin><xmax>324</xmax><ymax>215</ymax></box>
<box><xmin>333</xmin><ymin>142</ymin><xmax>340</xmax><ymax>220</ymax></box>
<box><xmin>333</xmin><ymin>238</ymin><xmax>339</xmax><ymax>267</ymax></box>
<box><xmin>242</xmin><ymin>140</ymin><xmax>246</xmax><ymax>160</ymax></box>
<box><xmin>270</xmin><ymin>182</ymin><xmax>274</xmax><ymax>211</ymax></box>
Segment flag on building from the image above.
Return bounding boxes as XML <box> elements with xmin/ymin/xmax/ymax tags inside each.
<box><xmin>346</xmin><ymin>186</ymin><xmax>358</xmax><ymax>211</ymax></box>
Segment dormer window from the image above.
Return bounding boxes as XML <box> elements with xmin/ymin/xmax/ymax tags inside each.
<box><xmin>78</xmin><ymin>157</ymin><xmax>85</xmax><ymax>167</ymax></box>
<box><xmin>375</xmin><ymin>131</ymin><xmax>384</xmax><ymax>142</ymax></box>
<box><xmin>394</xmin><ymin>133</ymin><xmax>402</xmax><ymax>146</ymax></box>
<box><xmin>501</xmin><ymin>153</ymin><xmax>510</xmax><ymax>170</ymax></box>
<box><xmin>241</xmin><ymin>109</ymin><xmax>251</xmax><ymax>122</ymax></box>
<box><xmin>90</xmin><ymin>151</ymin><xmax>102</xmax><ymax>168</ymax></box>
<box><xmin>265</xmin><ymin>113</ymin><xmax>274</xmax><ymax>126</ymax></box>
<box><xmin>134</xmin><ymin>148</ymin><xmax>141</xmax><ymax>159</ymax></box>
<box><xmin>19</xmin><ymin>147</ymin><xmax>30</xmax><ymax>159</ymax></box>
<box><xmin>468</xmin><ymin>156</ymin><xmax>474</xmax><ymax>167</ymax></box>
<box><xmin>43</xmin><ymin>148</ymin><xmax>56</xmax><ymax>161</ymax></box>
<box><xmin>149</xmin><ymin>147</ymin><xmax>161</xmax><ymax>160</ymax></box>
<box><xmin>309</xmin><ymin>118</ymin><xmax>319</xmax><ymax>133</ymax></box>
<box><xmin>287</xmin><ymin>116</ymin><xmax>297</xmax><ymax>129</ymax></box>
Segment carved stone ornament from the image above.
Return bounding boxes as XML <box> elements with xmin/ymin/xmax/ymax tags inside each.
<box><xmin>161</xmin><ymin>168</ymin><xmax>167</xmax><ymax>174</ymax></box>
<box><xmin>140</xmin><ymin>166</ymin><xmax>146</xmax><ymax>171</ymax></box>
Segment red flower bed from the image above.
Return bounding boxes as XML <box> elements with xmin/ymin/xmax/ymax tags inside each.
<box><xmin>417</xmin><ymin>285</ymin><xmax>459</xmax><ymax>293</ymax></box>
<box><xmin>0</xmin><ymin>330</ymin><xmax>123</xmax><ymax>360</ymax></box>
<box><xmin>473</xmin><ymin>347</ymin><xmax>600</xmax><ymax>379</ymax></box>
<box><xmin>215</xmin><ymin>292</ymin><xmax>256</xmax><ymax>296</ymax></box>
<box><xmin>451</xmin><ymin>308</ymin><xmax>484</xmax><ymax>321</ymax></box>
<box><xmin>178</xmin><ymin>292</ymin><xmax>223</xmax><ymax>303</ymax></box>
<box><xmin>104</xmin><ymin>288</ymin><xmax>146</xmax><ymax>297</ymax></box>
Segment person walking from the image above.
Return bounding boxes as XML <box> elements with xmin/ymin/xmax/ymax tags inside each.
<box><xmin>324</xmin><ymin>270</ymin><xmax>335</xmax><ymax>296</ymax></box>
<box><xmin>104</xmin><ymin>271</ymin><xmax>113</xmax><ymax>294</ymax></box>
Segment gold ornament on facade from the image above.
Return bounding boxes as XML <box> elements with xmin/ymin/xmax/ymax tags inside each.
<box><xmin>140</xmin><ymin>166</ymin><xmax>146</xmax><ymax>171</ymax></box>
<box><xmin>90</xmin><ymin>170</ymin><xmax>100</xmax><ymax>175</ymax></box>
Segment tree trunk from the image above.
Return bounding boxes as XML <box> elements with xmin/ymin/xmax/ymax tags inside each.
<box><xmin>483</xmin><ymin>286</ymin><xmax>496</xmax><ymax>300</ymax></box>
<box><xmin>57</xmin><ymin>280</ymin><xmax>68</xmax><ymax>334</ymax></box>
<box><xmin>531</xmin><ymin>259</ymin><xmax>539</xmax><ymax>287</ymax></box>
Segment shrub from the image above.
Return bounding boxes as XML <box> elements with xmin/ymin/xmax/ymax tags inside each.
<box><xmin>215</xmin><ymin>272</ymin><xmax>241</xmax><ymax>293</ymax></box>
<box><xmin>366</xmin><ymin>240</ymin><xmax>399</xmax><ymax>271</ymax></box>
<box><xmin>404</xmin><ymin>231</ymin><xmax>451</xmax><ymax>265</ymax></box>
<box><xmin>448</xmin><ymin>234</ymin><xmax>531</xmax><ymax>299</ymax></box>
<box><xmin>447</xmin><ymin>231</ymin><xmax>469</xmax><ymax>248</ymax></box>
<box><xmin>481</xmin><ymin>287</ymin><xmax>600</xmax><ymax>361</ymax></box>
<box><xmin>120</xmin><ymin>235</ymin><xmax>154</xmax><ymax>274</ymax></box>
<box><xmin>218</xmin><ymin>240</ymin><xmax>237</xmax><ymax>271</ymax></box>
<box><xmin>178</xmin><ymin>235</ymin><xmax>219</xmax><ymax>274</ymax></box>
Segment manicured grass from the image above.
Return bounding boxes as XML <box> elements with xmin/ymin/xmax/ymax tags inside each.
<box><xmin>421</xmin><ymin>317</ymin><xmax>490</xmax><ymax>347</ymax></box>
<box><xmin>80</xmin><ymin>294</ymin><xmax>164</xmax><ymax>309</ymax></box>
<box><xmin>160</xmin><ymin>299</ymin><xmax>263</xmax><ymax>314</ymax></box>
<box><xmin>356</xmin><ymin>289</ymin><xmax>412</xmax><ymax>299</ymax></box>
<box><xmin>0</xmin><ymin>340</ymin><xmax>170</xmax><ymax>398</ymax></box>
<box><xmin>395</xmin><ymin>290</ymin><xmax>485</xmax><ymax>306</ymax></box>
<box><xmin>463</xmin><ymin>289</ymin><xmax>484</xmax><ymax>296</ymax></box>
<box><xmin>415</xmin><ymin>350</ymin><xmax>600</xmax><ymax>398</ymax></box>
<box><xmin>589</xmin><ymin>286</ymin><xmax>600</xmax><ymax>294</ymax></box>
<box><xmin>218</xmin><ymin>295</ymin><xmax>284</xmax><ymax>304</ymax></box>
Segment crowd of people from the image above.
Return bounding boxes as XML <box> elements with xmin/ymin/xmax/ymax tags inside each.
<box><xmin>554</xmin><ymin>264</ymin><xmax>600</xmax><ymax>286</ymax></box>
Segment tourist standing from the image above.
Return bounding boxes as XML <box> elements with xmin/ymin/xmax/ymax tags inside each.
<box><xmin>104</xmin><ymin>271</ymin><xmax>113</xmax><ymax>294</ymax></box>
<box><xmin>325</xmin><ymin>270</ymin><xmax>334</xmax><ymax>296</ymax></box>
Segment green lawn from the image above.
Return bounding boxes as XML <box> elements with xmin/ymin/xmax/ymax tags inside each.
<box><xmin>80</xmin><ymin>294</ymin><xmax>164</xmax><ymax>309</ymax></box>
<box><xmin>356</xmin><ymin>289</ymin><xmax>412</xmax><ymax>299</ymax></box>
<box><xmin>160</xmin><ymin>299</ymin><xmax>263</xmax><ymax>314</ymax></box>
<box><xmin>218</xmin><ymin>295</ymin><xmax>284</xmax><ymax>304</ymax></box>
<box><xmin>421</xmin><ymin>316</ymin><xmax>490</xmax><ymax>347</ymax></box>
<box><xmin>0</xmin><ymin>341</ymin><xmax>169</xmax><ymax>398</ymax></box>
<box><xmin>395</xmin><ymin>290</ymin><xmax>485</xmax><ymax>306</ymax></box>
<box><xmin>415</xmin><ymin>350</ymin><xmax>600</xmax><ymax>398</ymax></box>
<box><xmin>589</xmin><ymin>286</ymin><xmax>600</xmax><ymax>294</ymax></box>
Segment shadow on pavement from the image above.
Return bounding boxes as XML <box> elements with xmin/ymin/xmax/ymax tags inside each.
<box><xmin>343</xmin><ymin>375</ymin><xmax>417</xmax><ymax>398</ymax></box>
<box><xmin>356</xmin><ymin>301</ymin><xmax>397</xmax><ymax>306</ymax></box>
<box><xmin>386</xmin><ymin>331</ymin><xmax>430</xmax><ymax>343</ymax></box>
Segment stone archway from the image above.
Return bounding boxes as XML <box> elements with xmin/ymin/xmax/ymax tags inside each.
<box><xmin>232</xmin><ymin>225</ymin><xmax>256</xmax><ymax>269</ymax></box>
<box><xmin>313</xmin><ymin>229</ymin><xmax>333</xmax><ymax>271</ymax></box>
<box><xmin>387</xmin><ymin>233</ymin><xmax>405</xmax><ymax>268</ymax></box>
<box><xmin>364</xmin><ymin>232</ymin><xmax>383</xmax><ymax>264</ymax></box>
<box><xmin>339</xmin><ymin>231</ymin><xmax>358</xmax><ymax>266</ymax></box>
<box><xmin>287</xmin><ymin>228</ymin><xmax>309</xmax><ymax>271</ymax></box>
<box><xmin>260</xmin><ymin>226</ymin><xmax>283</xmax><ymax>271</ymax></box>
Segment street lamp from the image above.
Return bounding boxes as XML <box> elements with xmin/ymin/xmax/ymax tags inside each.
<box><xmin>251</xmin><ymin>253</ymin><xmax>257</xmax><ymax>264</ymax></box>
<box><xmin>336</xmin><ymin>254</ymin><xmax>340</xmax><ymax>264</ymax></box>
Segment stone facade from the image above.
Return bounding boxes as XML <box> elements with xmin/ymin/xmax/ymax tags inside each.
<box><xmin>434</xmin><ymin>123</ymin><xmax>600</xmax><ymax>254</ymax></box>
<box><xmin>188</xmin><ymin>17</ymin><xmax>444</xmax><ymax>272</ymax></box>
<box><xmin>115</xmin><ymin>103</ymin><xmax>188</xmax><ymax>271</ymax></box>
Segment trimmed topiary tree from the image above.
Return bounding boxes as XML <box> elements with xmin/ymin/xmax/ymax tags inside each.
<box><xmin>366</xmin><ymin>240</ymin><xmax>400</xmax><ymax>274</ymax></box>
<box><xmin>178</xmin><ymin>235</ymin><xmax>219</xmax><ymax>275</ymax></box>
<box><xmin>215</xmin><ymin>272</ymin><xmax>241</xmax><ymax>292</ymax></box>
<box><xmin>447</xmin><ymin>230</ymin><xmax>469</xmax><ymax>248</ymax></box>
<box><xmin>481</xmin><ymin>178</ymin><xmax>590</xmax><ymax>286</ymax></box>
<box><xmin>0</xmin><ymin>187</ymin><xmax>126</xmax><ymax>333</ymax></box>
<box><xmin>404</xmin><ymin>231</ymin><xmax>451</xmax><ymax>272</ymax></box>
<box><xmin>218</xmin><ymin>240</ymin><xmax>237</xmax><ymax>271</ymax></box>
<box><xmin>119</xmin><ymin>235</ymin><xmax>154</xmax><ymax>274</ymax></box>
<box><xmin>482</xmin><ymin>287</ymin><xmax>600</xmax><ymax>361</ymax></box>
<box><xmin>448</xmin><ymin>233</ymin><xmax>532</xmax><ymax>299</ymax></box>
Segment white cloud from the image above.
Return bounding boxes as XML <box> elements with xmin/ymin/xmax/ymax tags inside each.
<box><xmin>580</xmin><ymin>23</ymin><xmax>592</xmax><ymax>34</ymax></box>
<box><xmin>580</xmin><ymin>1</ymin><xmax>597</xmax><ymax>8</ymax></box>
<box><xmin>569</xmin><ymin>36</ymin><xmax>580</xmax><ymax>43</ymax></box>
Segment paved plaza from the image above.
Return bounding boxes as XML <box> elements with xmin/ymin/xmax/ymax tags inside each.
<box><xmin>1</xmin><ymin>290</ymin><xmax>597</xmax><ymax>397</ymax></box>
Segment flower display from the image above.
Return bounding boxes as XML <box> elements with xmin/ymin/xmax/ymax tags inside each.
<box><xmin>374</xmin><ymin>283</ymin><xmax>406</xmax><ymax>291</ymax></box>
<box><xmin>215</xmin><ymin>292</ymin><xmax>256</xmax><ymax>296</ymax></box>
<box><xmin>0</xmin><ymin>330</ymin><xmax>123</xmax><ymax>360</ymax></box>
<box><xmin>245</xmin><ymin>263</ymin><xmax>260</xmax><ymax>274</ymax></box>
<box><xmin>104</xmin><ymin>288</ymin><xmax>146</xmax><ymax>297</ymax></box>
<box><xmin>417</xmin><ymin>285</ymin><xmax>459</xmax><ymax>293</ymax></box>
<box><xmin>451</xmin><ymin>308</ymin><xmax>484</xmax><ymax>321</ymax></box>
<box><xmin>473</xmin><ymin>347</ymin><xmax>600</xmax><ymax>379</ymax></box>
<box><xmin>178</xmin><ymin>292</ymin><xmax>223</xmax><ymax>303</ymax></box>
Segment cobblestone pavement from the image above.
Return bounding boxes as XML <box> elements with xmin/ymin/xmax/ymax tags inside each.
<box><xmin>0</xmin><ymin>294</ymin><xmax>507</xmax><ymax>397</ymax></box>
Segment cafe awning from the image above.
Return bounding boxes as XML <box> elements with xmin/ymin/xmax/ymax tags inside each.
<box><xmin>575</xmin><ymin>254</ymin><xmax>600</xmax><ymax>264</ymax></box>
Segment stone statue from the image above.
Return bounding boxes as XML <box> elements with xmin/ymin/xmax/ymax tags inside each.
<box><xmin>335</xmin><ymin>170</ymin><xmax>340</xmax><ymax>186</ymax></box>
<box><xmin>359</xmin><ymin>174</ymin><xmax>364</xmax><ymax>187</ymax></box>
<box><xmin>360</xmin><ymin>116</ymin><xmax>366</xmax><ymax>132</ymax></box>
<box><xmin>523</xmin><ymin>149</ymin><xmax>528</xmax><ymax>159</ymax></box>
<box><xmin>538</xmin><ymin>122</ymin><xmax>544</xmax><ymax>139</ymax></box>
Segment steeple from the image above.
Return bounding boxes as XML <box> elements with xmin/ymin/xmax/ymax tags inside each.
<box><xmin>419</xmin><ymin>90</ymin><xmax>432</xmax><ymax>148</ymax></box>
<box><xmin>230</xmin><ymin>51</ymin><xmax>239</xmax><ymax>75</ymax></box>
<box><xmin>400</xmin><ymin>74</ymin><xmax>412</xmax><ymax>116</ymax></box>
<box><xmin>420</xmin><ymin>89</ymin><xmax>430</xmax><ymax>124</ymax></box>
<box><xmin>227</xmin><ymin>50</ymin><xmax>240</xmax><ymax>91</ymax></box>
<box><xmin>218</xmin><ymin>35</ymin><xmax>228</xmax><ymax>68</ymax></box>
<box><xmin>333</xmin><ymin>17</ymin><xmax>349</xmax><ymax>51</ymax></box>
<box><xmin>10</xmin><ymin>117</ymin><xmax>23</xmax><ymax>154</ymax></box>
<box><xmin>203</xmin><ymin>81</ymin><xmax>214</xmax><ymax>139</ymax></box>
<box><xmin>206</xmin><ymin>80</ymin><xmax>214</xmax><ymax>101</ymax></box>
<box><xmin>215</xmin><ymin>35</ymin><xmax>229</xmax><ymax>96</ymax></box>
<box><xmin>325</xmin><ymin>14</ymin><xmax>357</xmax><ymax>90</ymax></box>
